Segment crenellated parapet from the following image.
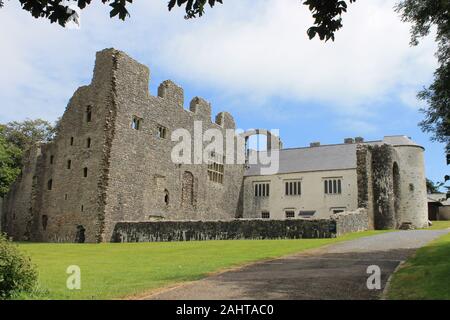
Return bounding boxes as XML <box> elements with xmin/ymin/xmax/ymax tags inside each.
<box><xmin>215</xmin><ymin>112</ymin><xmax>236</xmax><ymax>129</ymax></box>
<box><xmin>189</xmin><ymin>97</ymin><xmax>212</xmax><ymax>122</ymax></box>
<box><xmin>157</xmin><ymin>80</ymin><xmax>184</xmax><ymax>108</ymax></box>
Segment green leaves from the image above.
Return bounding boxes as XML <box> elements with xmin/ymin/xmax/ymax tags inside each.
<box><xmin>168</xmin><ymin>0</ymin><xmax>223</xmax><ymax>19</ymax></box>
<box><xmin>16</xmin><ymin>0</ymin><xmax>133</xmax><ymax>26</ymax></box>
<box><xmin>396</xmin><ymin>0</ymin><xmax>450</xmax><ymax>152</ymax></box>
<box><xmin>9</xmin><ymin>1</ymin><xmax>355</xmax><ymax>42</ymax></box>
<box><xmin>303</xmin><ymin>0</ymin><xmax>356</xmax><ymax>42</ymax></box>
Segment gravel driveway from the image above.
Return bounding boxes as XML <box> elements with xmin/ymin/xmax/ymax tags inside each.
<box><xmin>145</xmin><ymin>229</ymin><xmax>449</xmax><ymax>300</ymax></box>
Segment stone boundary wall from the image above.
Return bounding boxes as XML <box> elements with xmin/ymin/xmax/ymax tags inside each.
<box><xmin>332</xmin><ymin>208</ymin><xmax>369</xmax><ymax>236</ymax></box>
<box><xmin>112</xmin><ymin>209</ymin><xmax>369</xmax><ymax>242</ymax></box>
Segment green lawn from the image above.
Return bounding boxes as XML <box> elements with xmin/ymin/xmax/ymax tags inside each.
<box><xmin>426</xmin><ymin>220</ymin><xmax>450</xmax><ymax>230</ymax></box>
<box><xmin>387</xmin><ymin>230</ymin><xmax>450</xmax><ymax>300</ymax></box>
<box><xmin>17</xmin><ymin>230</ymin><xmax>386</xmax><ymax>300</ymax></box>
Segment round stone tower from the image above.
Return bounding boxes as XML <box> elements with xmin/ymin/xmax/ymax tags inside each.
<box><xmin>387</xmin><ymin>136</ymin><xmax>428</xmax><ymax>228</ymax></box>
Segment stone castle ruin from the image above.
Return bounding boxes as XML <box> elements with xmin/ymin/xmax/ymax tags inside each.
<box><xmin>1</xmin><ymin>49</ymin><xmax>428</xmax><ymax>243</ymax></box>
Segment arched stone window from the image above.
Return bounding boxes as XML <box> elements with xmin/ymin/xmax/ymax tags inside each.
<box><xmin>182</xmin><ymin>171</ymin><xmax>194</xmax><ymax>207</ymax></box>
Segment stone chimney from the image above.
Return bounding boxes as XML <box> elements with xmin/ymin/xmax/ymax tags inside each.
<box><xmin>310</xmin><ymin>142</ymin><xmax>321</xmax><ymax>147</ymax></box>
<box><xmin>355</xmin><ymin>137</ymin><xmax>364</xmax><ymax>143</ymax></box>
<box><xmin>344</xmin><ymin>138</ymin><xmax>354</xmax><ymax>144</ymax></box>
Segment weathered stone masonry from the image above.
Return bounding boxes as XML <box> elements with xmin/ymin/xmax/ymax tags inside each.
<box><xmin>111</xmin><ymin>209</ymin><xmax>369</xmax><ymax>242</ymax></box>
<box><xmin>1</xmin><ymin>49</ymin><xmax>429</xmax><ymax>243</ymax></box>
<box><xmin>2</xmin><ymin>48</ymin><xmax>244</xmax><ymax>242</ymax></box>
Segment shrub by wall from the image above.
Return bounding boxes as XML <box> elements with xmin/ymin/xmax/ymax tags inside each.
<box><xmin>0</xmin><ymin>234</ymin><xmax>38</xmax><ymax>299</ymax></box>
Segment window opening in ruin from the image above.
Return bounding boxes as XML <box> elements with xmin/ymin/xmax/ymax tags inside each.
<box><xmin>86</xmin><ymin>137</ymin><xmax>91</xmax><ymax>148</ymax></box>
<box><xmin>42</xmin><ymin>215</ymin><xmax>48</xmax><ymax>231</ymax></box>
<box><xmin>132</xmin><ymin>116</ymin><xmax>142</xmax><ymax>130</ymax></box>
<box><xmin>75</xmin><ymin>225</ymin><xmax>85</xmax><ymax>243</ymax></box>
<box><xmin>70</xmin><ymin>137</ymin><xmax>74</xmax><ymax>145</ymax></box>
<box><xmin>164</xmin><ymin>189</ymin><xmax>169</xmax><ymax>205</ymax></box>
<box><xmin>50</xmin><ymin>155</ymin><xmax>54</xmax><ymax>164</ymax></box>
<box><xmin>157</xmin><ymin>125</ymin><xmax>168</xmax><ymax>139</ymax></box>
<box><xmin>47</xmin><ymin>179</ymin><xmax>53</xmax><ymax>190</ymax></box>
<box><xmin>86</xmin><ymin>106</ymin><xmax>92</xmax><ymax>122</ymax></box>
<box><xmin>83</xmin><ymin>167</ymin><xmax>88</xmax><ymax>177</ymax></box>
<box><xmin>67</xmin><ymin>159</ymin><xmax>71</xmax><ymax>169</ymax></box>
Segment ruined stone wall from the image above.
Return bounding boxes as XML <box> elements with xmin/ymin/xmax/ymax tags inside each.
<box><xmin>112</xmin><ymin>209</ymin><xmax>369</xmax><ymax>242</ymax></box>
<box><xmin>3</xmin><ymin>48</ymin><xmax>244</xmax><ymax>242</ymax></box>
<box><xmin>101</xmin><ymin>50</ymin><xmax>245</xmax><ymax>241</ymax></box>
<box><xmin>2</xmin><ymin>49</ymin><xmax>120</xmax><ymax>242</ymax></box>
<box><xmin>356</xmin><ymin>145</ymin><xmax>374</xmax><ymax>228</ymax></box>
<box><xmin>112</xmin><ymin>219</ymin><xmax>336</xmax><ymax>242</ymax></box>
<box><xmin>332</xmin><ymin>208</ymin><xmax>369</xmax><ymax>236</ymax></box>
<box><xmin>1</xmin><ymin>145</ymin><xmax>43</xmax><ymax>241</ymax></box>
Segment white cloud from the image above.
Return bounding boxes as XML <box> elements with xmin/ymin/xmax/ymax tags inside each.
<box><xmin>0</xmin><ymin>0</ymin><xmax>438</xmax><ymax>124</ymax></box>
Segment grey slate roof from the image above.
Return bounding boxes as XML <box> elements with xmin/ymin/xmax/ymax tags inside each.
<box><xmin>244</xmin><ymin>135</ymin><xmax>422</xmax><ymax>176</ymax></box>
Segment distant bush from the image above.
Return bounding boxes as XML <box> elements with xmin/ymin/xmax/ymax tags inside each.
<box><xmin>0</xmin><ymin>234</ymin><xmax>38</xmax><ymax>299</ymax></box>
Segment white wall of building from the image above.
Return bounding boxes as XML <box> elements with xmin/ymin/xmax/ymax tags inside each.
<box><xmin>243</xmin><ymin>169</ymin><xmax>358</xmax><ymax>219</ymax></box>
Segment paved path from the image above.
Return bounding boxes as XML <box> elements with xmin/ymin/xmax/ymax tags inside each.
<box><xmin>145</xmin><ymin>229</ymin><xmax>449</xmax><ymax>300</ymax></box>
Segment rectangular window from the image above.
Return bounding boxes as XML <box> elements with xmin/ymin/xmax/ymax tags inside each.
<box><xmin>132</xmin><ymin>116</ymin><xmax>142</xmax><ymax>130</ymax></box>
<box><xmin>207</xmin><ymin>152</ymin><xmax>224</xmax><ymax>184</ymax></box>
<box><xmin>285</xmin><ymin>211</ymin><xmax>295</xmax><ymax>219</ymax></box>
<box><xmin>324</xmin><ymin>178</ymin><xmax>343</xmax><ymax>194</ymax></box>
<box><xmin>67</xmin><ymin>160</ymin><xmax>71</xmax><ymax>169</ymax></box>
<box><xmin>50</xmin><ymin>155</ymin><xmax>54</xmax><ymax>164</ymax></box>
<box><xmin>157</xmin><ymin>125</ymin><xmax>168</xmax><ymax>139</ymax></box>
<box><xmin>254</xmin><ymin>182</ymin><xmax>270</xmax><ymax>197</ymax></box>
<box><xmin>70</xmin><ymin>137</ymin><xmax>74</xmax><ymax>146</ymax></box>
<box><xmin>261</xmin><ymin>211</ymin><xmax>270</xmax><ymax>219</ymax></box>
<box><xmin>285</xmin><ymin>180</ymin><xmax>301</xmax><ymax>196</ymax></box>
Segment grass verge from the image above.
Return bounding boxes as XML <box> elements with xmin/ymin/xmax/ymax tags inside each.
<box><xmin>17</xmin><ymin>230</ymin><xmax>387</xmax><ymax>300</ymax></box>
<box><xmin>387</xmin><ymin>230</ymin><xmax>450</xmax><ymax>300</ymax></box>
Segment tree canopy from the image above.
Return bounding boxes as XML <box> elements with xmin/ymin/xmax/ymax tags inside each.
<box><xmin>396</xmin><ymin>0</ymin><xmax>449</xmax><ymax>153</ymax></box>
<box><xmin>0</xmin><ymin>119</ymin><xmax>57</xmax><ymax>197</ymax></box>
<box><xmin>0</xmin><ymin>0</ymin><xmax>356</xmax><ymax>41</ymax></box>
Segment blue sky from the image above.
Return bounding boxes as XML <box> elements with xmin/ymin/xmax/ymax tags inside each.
<box><xmin>0</xmin><ymin>0</ymin><xmax>447</xmax><ymax>184</ymax></box>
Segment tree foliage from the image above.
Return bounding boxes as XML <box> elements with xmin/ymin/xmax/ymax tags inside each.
<box><xmin>0</xmin><ymin>127</ymin><xmax>21</xmax><ymax>198</ymax></box>
<box><xmin>426</xmin><ymin>178</ymin><xmax>443</xmax><ymax>194</ymax></box>
<box><xmin>0</xmin><ymin>0</ymin><xmax>356</xmax><ymax>41</ymax></box>
<box><xmin>0</xmin><ymin>119</ymin><xmax>57</xmax><ymax>197</ymax></box>
<box><xmin>396</xmin><ymin>0</ymin><xmax>450</xmax><ymax>152</ymax></box>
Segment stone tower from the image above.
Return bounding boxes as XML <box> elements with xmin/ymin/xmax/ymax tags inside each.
<box><xmin>356</xmin><ymin>136</ymin><xmax>428</xmax><ymax>230</ymax></box>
